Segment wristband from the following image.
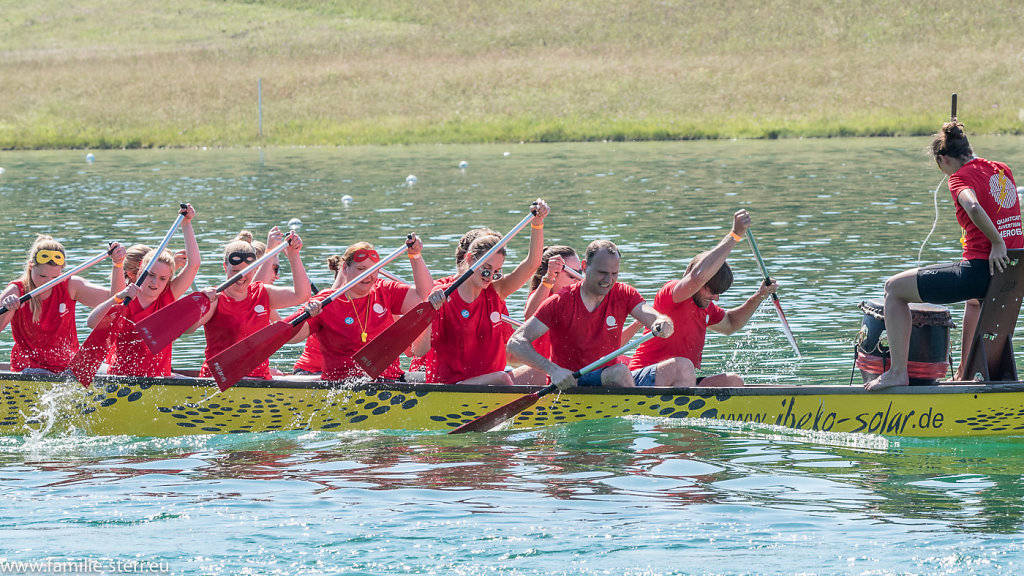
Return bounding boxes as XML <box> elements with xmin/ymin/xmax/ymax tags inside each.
<box><xmin>113</xmin><ymin>261</ymin><xmax>124</xmax><ymax>268</ymax></box>
<box><xmin>541</xmin><ymin>281</ymin><xmax>554</xmax><ymax>290</ymax></box>
<box><xmin>114</xmin><ymin>295</ymin><xmax>125</xmax><ymax>304</ymax></box>
<box><xmin>531</xmin><ymin>223</ymin><xmax>544</xmax><ymax>230</ymax></box>
<box><xmin>729</xmin><ymin>231</ymin><xmax>743</xmax><ymax>242</ymax></box>
<box><xmin>408</xmin><ymin>253</ymin><xmax>421</xmax><ymax>260</ymax></box>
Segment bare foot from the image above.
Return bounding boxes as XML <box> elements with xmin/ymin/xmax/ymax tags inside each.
<box><xmin>864</xmin><ymin>371</ymin><xmax>909</xmax><ymax>391</ymax></box>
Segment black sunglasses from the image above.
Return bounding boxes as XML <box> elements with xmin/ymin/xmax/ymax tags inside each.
<box><xmin>479</xmin><ymin>269</ymin><xmax>503</xmax><ymax>280</ymax></box>
<box><xmin>227</xmin><ymin>251</ymin><xmax>257</xmax><ymax>266</ymax></box>
<box><xmin>271</xmin><ymin>264</ymin><xmax>280</xmax><ymax>275</ymax></box>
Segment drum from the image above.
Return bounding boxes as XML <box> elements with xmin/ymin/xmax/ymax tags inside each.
<box><xmin>855</xmin><ymin>298</ymin><xmax>954</xmax><ymax>385</ymax></box>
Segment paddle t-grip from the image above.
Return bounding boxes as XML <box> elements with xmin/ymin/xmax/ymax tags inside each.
<box><xmin>951</xmin><ymin>93</ymin><xmax>957</xmax><ymax>121</ymax></box>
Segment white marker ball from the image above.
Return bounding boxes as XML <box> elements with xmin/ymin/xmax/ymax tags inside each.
<box><xmin>503</xmin><ymin>152</ymin><xmax>510</xmax><ymax>157</ymax></box>
<box><xmin>0</xmin><ymin>167</ymin><xmax>5</xmax><ymax>175</ymax></box>
<box><xmin>406</xmin><ymin>174</ymin><xmax>417</xmax><ymax>184</ymax></box>
<box><xmin>85</xmin><ymin>153</ymin><xmax>95</xmax><ymax>163</ymax></box>
<box><xmin>287</xmin><ymin>218</ymin><xmax>302</xmax><ymax>229</ymax></box>
<box><xmin>341</xmin><ymin>194</ymin><xmax>353</xmax><ymax>203</ymax></box>
<box><xmin>459</xmin><ymin>160</ymin><xmax>468</xmax><ymax>169</ymax></box>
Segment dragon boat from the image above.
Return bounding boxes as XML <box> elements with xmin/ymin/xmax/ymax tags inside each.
<box><xmin>3</xmin><ymin>253</ymin><xmax>1024</xmax><ymax>440</ymax></box>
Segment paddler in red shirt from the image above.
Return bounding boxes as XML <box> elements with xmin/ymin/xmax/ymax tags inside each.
<box><xmin>867</xmin><ymin>120</ymin><xmax>1023</xmax><ymax>390</ymax></box>
<box><xmin>0</xmin><ymin>235</ymin><xmax>127</xmax><ymax>374</ymax></box>
<box><xmin>506</xmin><ymin>240</ymin><xmax>677</xmax><ymax>390</ymax></box>
<box><xmin>293</xmin><ymin>235</ymin><xmax>433</xmax><ymax>381</ymax></box>
<box><xmin>193</xmin><ymin>228</ymin><xmax>311</xmax><ymax>379</ymax></box>
<box><xmin>627</xmin><ymin>210</ymin><xmax>777</xmax><ymax>387</ymax></box>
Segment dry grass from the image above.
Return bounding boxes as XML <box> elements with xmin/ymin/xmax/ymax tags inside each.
<box><xmin>1</xmin><ymin>0</ymin><xmax>1023</xmax><ymax>148</ymax></box>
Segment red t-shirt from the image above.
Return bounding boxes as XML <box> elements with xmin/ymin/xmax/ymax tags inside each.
<box><xmin>426</xmin><ymin>284</ymin><xmax>510</xmax><ymax>384</ymax></box>
<box><xmin>306</xmin><ymin>279</ymin><xmax>410</xmax><ymax>381</ymax></box>
<box><xmin>200</xmin><ymin>282</ymin><xmax>272</xmax><ymax>379</ymax></box>
<box><xmin>292</xmin><ymin>333</ymin><xmax>323</xmax><ymax>373</ymax></box>
<box><xmin>409</xmin><ymin>274</ymin><xmax>456</xmax><ymax>374</ymax></box>
<box><xmin>533</xmin><ymin>283</ymin><xmax>644</xmax><ymax>372</ymax></box>
<box><xmin>628</xmin><ymin>280</ymin><xmax>726</xmax><ymax>370</ymax></box>
<box><xmin>949</xmin><ymin>158</ymin><xmax>1023</xmax><ymax>259</ymax></box>
<box><xmin>8</xmin><ymin>280</ymin><xmax>79</xmax><ymax>373</ymax></box>
<box><xmin>109</xmin><ymin>288</ymin><xmax>176</xmax><ymax>377</ymax></box>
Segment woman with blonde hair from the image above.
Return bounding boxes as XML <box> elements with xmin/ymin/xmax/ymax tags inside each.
<box><xmin>192</xmin><ymin>228</ymin><xmax>310</xmax><ymax>379</ymax></box>
<box><xmin>0</xmin><ymin>235</ymin><xmax>126</xmax><ymax>374</ymax></box>
<box><xmin>87</xmin><ymin>204</ymin><xmax>201</xmax><ymax>377</ymax></box>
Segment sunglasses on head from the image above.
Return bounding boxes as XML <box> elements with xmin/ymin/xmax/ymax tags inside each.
<box><xmin>479</xmin><ymin>268</ymin><xmax>503</xmax><ymax>281</ymax></box>
<box><xmin>35</xmin><ymin>250</ymin><xmax>65</xmax><ymax>266</ymax></box>
<box><xmin>226</xmin><ymin>251</ymin><xmax>257</xmax><ymax>266</ymax></box>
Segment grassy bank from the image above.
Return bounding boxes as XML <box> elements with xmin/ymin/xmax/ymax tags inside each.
<box><xmin>1</xmin><ymin>0</ymin><xmax>1023</xmax><ymax>148</ymax></box>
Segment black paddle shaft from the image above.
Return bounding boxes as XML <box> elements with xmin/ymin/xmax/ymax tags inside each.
<box><xmin>442</xmin><ymin>203</ymin><xmax>539</xmax><ymax>299</ymax></box>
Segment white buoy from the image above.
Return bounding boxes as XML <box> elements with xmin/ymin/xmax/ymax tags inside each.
<box><xmin>406</xmin><ymin>174</ymin><xmax>417</xmax><ymax>185</ymax></box>
<box><xmin>287</xmin><ymin>218</ymin><xmax>302</xmax><ymax>230</ymax></box>
<box><xmin>503</xmin><ymin>152</ymin><xmax>510</xmax><ymax>157</ymax></box>
<box><xmin>341</xmin><ymin>194</ymin><xmax>353</xmax><ymax>204</ymax></box>
<box><xmin>459</xmin><ymin>160</ymin><xmax>468</xmax><ymax>169</ymax></box>
<box><xmin>85</xmin><ymin>153</ymin><xmax>95</xmax><ymax>163</ymax></box>
<box><xmin>0</xmin><ymin>167</ymin><xmax>5</xmax><ymax>175</ymax></box>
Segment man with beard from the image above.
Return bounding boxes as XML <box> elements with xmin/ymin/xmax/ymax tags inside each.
<box><xmin>627</xmin><ymin>209</ymin><xmax>778</xmax><ymax>387</ymax></box>
<box><xmin>506</xmin><ymin>239</ymin><xmax>679</xmax><ymax>390</ymax></box>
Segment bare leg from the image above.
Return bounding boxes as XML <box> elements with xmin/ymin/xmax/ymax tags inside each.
<box><xmin>600</xmin><ymin>363</ymin><xmax>635</xmax><ymax>387</ymax></box>
<box><xmin>865</xmin><ymin>269</ymin><xmax>922</xmax><ymax>391</ymax></box>
<box><xmin>460</xmin><ymin>371</ymin><xmax>514</xmax><ymax>386</ymax></box>
<box><xmin>955</xmin><ymin>299</ymin><xmax>981</xmax><ymax>380</ymax></box>
<box><xmin>653</xmin><ymin>357</ymin><xmax>696</xmax><ymax>387</ymax></box>
<box><xmin>698</xmin><ymin>372</ymin><xmax>744</xmax><ymax>387</ymax></box>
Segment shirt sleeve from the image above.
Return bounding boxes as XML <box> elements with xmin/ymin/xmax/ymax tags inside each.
<box><xmin>708</xmin><ymin>302</ymin><xmax>727</xmax><ymax>326</ymax></box>
<box><xmin>379</xmin><ymin>280</ymin><xmax>411</xmax><ymax>314</ymax></box>
<box><xmin>533</xmin><ymin>292</ymin><xmax>561</xmax><ymax>329</ymax></box>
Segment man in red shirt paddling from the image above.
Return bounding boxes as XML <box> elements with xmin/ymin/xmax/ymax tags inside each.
<box><xmin>627</xmin><ymin>209</ymin><xmax>778</xmax><ymax>387</ymax></box>
<box><xmin>506</xmin><ymin>240</ymin><xmax>679</xmax><ymax>390</ymax></box>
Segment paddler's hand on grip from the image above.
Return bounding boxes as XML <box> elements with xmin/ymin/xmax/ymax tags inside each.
<box><xmin>304</xmin><ymin>298</ymin><xmax>323</xmax><ymax>318</ymax></box>
<box><xmin>108</xmin><ymin>241</ymin><xmax>126</xmax><ymax>266</ymax></box>
<box><xmin>179</xmin><ymin>203</ymin><xmax>196</xmax><ymax>222</ymax></box>
<box><xmin>758</xmin><ymin>278</ymin><xmax>779</xmax><ymax>299</ymax></box>
<box><xmin>651</xmin><ymin>317</ymin><xmax>673</xmax><ymax>339</ymax></box>
<box><xmin>406</xmin><ymin>233</ymin><xmax>423</xmax><ymax>257</ymax></box>
<box><xmin>427</xmin><ymin>288</ymin><xmax>446</xmax><ymax>310</ymax></box>
<box><xmin>732</xmin><ymin>209</ymin><xmax>751</xmax><ymax>237</ymax></box>
<box><xmin>550</xmin><ymin>366</ymin><xmax>576</xmax><ymax>391</ymax></box>
<box><xmin>1</xmin><ymin>294</ymin><xmax>21</xmax><ymax>313</ymax></box>
<box><xmin>531</xmin><ymin>198</ymin><xmax>550</xmax><ymax>223</ymax></box>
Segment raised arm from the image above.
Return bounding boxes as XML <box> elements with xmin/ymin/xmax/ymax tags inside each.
<box><xmin>671</xmin><ymin>209</ymin><xmax>751</xmax><ymax>303</ymax></box>
<box><xmin>494</xmin><ymin>199</ymin><xmax>549</xmax><ymax>300</ymax></box>
<box><xmin>265</xmin><ymin>233</ymin><xmax>311</xmax><ymax>309</ymax></box>
<box><xmin>70</xmin><ymin>242</ymin><xmax>127</xmax><ymax>308</ymax></box>
<box><xmin>406</xmin><ymin>233</ymin><xmax>433</xmax><ymax>302</ymax></box>
<box><xmin>169</xmin><ymin>204</ymin><xmax>201</xmax><ymax>299</ymax></box>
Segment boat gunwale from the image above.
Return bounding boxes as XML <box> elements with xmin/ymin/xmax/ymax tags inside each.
<box><xmin>2</xmin><ymin>370</ymin><xmax>1023</xmax><ymax>397</ymax></box>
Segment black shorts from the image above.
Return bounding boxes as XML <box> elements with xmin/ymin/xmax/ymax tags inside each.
<box><xmin>917</xmin><ymin>259</ymin><xmax>990</xmax><ymax>304</ymax></box>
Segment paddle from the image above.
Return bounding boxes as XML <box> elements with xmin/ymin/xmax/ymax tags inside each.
<box><xmin>135</xmin><ymin>231</ymin><xmax>295</xmax><ymax>353</ymax></box>
<box><xmin>450</xmin><ymin>331</ymin><xmax>658</xmax><ymax>434</ymax></box>
<box><xmin>208</xmin><ymin>236</ymin><xmax>415</xmax><ymax>391</ymax></box>
<box><xmin>70</xmin><ymin>205</ymin><xmax>188</xmax><ymax>387</ymax></box>
<box><xmin>0</xmin><ymin>247</ymin><xmax>114</xmax><ymax>315</ymax></box>
<box><xmin>354</xmin><ymin>206</ymin><xmax>538</xmax><ymax>379</ymax></box>
<box><xmin>745</xmin><ymin>229</ymin><xmax>801</xmax><ymax>357</ymax></box>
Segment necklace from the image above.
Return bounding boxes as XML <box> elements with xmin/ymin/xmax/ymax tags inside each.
<box><xmin>348</xmin><ymin>292</ymin><xmax>371</xmax><ymax>343</ymax></box>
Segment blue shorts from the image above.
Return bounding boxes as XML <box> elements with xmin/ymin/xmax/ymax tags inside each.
<box><xmin>631</xmin><ymin>365</ymin><xmax>658</xmax><ymax>387</ymax></box>
<box><xmin>576</xmin><ymin>367</ymin><xmax>607</xmax><ymax>387</ymax></box>
<box><xmin>917</xmin><ymin>259</ymin><xmax>990</xmax><ymax>304</ymax></box>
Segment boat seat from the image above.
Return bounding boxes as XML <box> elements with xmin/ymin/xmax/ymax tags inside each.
<box><xmin>961</xmin><ymin>248</ymin><xmax>1024</xmax><ymax>381</ymax></box>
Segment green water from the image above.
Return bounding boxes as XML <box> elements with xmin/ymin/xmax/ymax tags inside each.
<box><xmin>1</xmin><ymin>139</ymin><xmax>1024</xmax><ymax>574</ymax></box>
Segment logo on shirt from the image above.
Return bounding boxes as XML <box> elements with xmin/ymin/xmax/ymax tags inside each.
<box><xmin>605</xmin><ymin>315</ymin><xmax>617</xmax><ymax>330</ymax></box>
<box><xmin>345</xmin><ymin>317</ymin><xmax>355</xmax><ymax>325</ymax></box>
<box><xmin>460</xmin><ymin>309</ymin><xmax>470</xmax><ymax>319</ymax></box>
<box><xmin>253</xmin><ymin>305</ymin><xmax>267</xmax><ymax>315</ymax></box>
<box><xmin>58</xmin><ymin>303</ymin><xmax>68</xmax><ymax>315</ymax></box>
<box><xmin>489</xmin><ymin>311</ymin><xmax>501</xmax><ymax>324</ymax></box>
<box><xmin>373</xmin><ymin>303</ymin><xmax>386</xmax><ymax>315</ymax></box>
<box><xmin>990</xmin><ymin>171</ymin><xmax>1019</xmax><ymax>209</ymax></box>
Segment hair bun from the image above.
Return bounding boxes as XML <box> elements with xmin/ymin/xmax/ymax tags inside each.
<box><xmin>235</xmin><ymin>230</ymin><xmax>254</xmax><ymax>243</ymax></box>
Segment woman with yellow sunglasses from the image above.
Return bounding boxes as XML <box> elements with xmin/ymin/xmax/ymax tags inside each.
<box><xmin>0</xmin><ymin>234</ymin><xmax>127</xmax><ymax>374</ymax></box>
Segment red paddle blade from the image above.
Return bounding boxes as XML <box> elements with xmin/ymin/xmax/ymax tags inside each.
<box><xmin>353</xmin><ymin>301</ymin><xmax>435</xmax><ymax>379</ymax></box>
<box><xmin>208</xmin><ymin>320</ymin><xmax>303</xmax><ymax>392</ymax></box>
<box><xmin>136</xmin><ymin>292</ymin><xmax>212</xmax><ymax>353</ymax></box>
<box><xmin>70</xmin><ymin>307</ymin><xmax>123</xmax><ymax>388</ymax></box>
<box><xmin>450</xmin><ymin>392</ymin><xmax>540</xmax><ymax>434</ymax></box>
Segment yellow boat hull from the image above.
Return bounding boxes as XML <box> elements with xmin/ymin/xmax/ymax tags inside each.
<box><xmin>2</xmin><ymin>372</ymin><xmax>1023</xmax><ymax>438</ymax></box>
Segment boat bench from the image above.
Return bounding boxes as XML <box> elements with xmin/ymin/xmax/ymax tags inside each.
<box><xmin>962</xmin><ymin>248</ymin><xmax>1024</xmax><ymax>381</ymax></box>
